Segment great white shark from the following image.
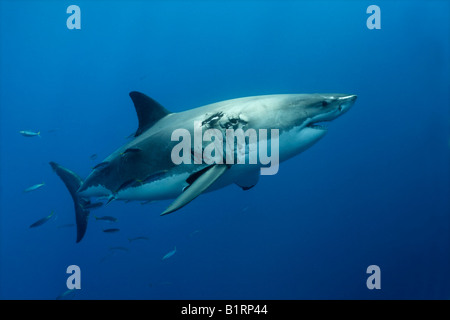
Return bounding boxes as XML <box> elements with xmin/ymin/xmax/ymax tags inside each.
<box><xmin>50</xmin><ymin>92</ymin><xmax>357</xmax><ymax>242</ymax></box>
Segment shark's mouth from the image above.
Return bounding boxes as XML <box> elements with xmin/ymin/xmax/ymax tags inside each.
<box><xmin>306</xmin><ymin>122</ymin><xmax>328</xmax><ymax>131</ymax></box>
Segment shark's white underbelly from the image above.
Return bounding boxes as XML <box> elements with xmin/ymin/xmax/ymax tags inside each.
<box><xmin>115</xmin><ymin>163</ymin><xmax>260</xmax><ymax>201</ymax></box>
<box><xmin>115</xmin><ymin>172</ymin><xmax>190</xmax><ymax>201</ymax></box>
<box><xmin>82</xmin><ymin>126</ymin><xmax>325</xmax><ymax>202</ymax></box>
<box><xmin>104</xmin><ymin>127</ymin><xmax>324</xmax><ymax>202</ymax></box>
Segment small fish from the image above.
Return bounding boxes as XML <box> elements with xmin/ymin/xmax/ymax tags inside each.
<box><xmin>99</xmin><ymin>252</ymin><xmax>116</xmax><ymax>263</ymax></box>
<box><xmin>57</xmin><ymin>223</ymin><xmax>75</xmax><ymax>229</ymax></box>
<box><xmin>19</xmin><ymin>130</ymin><xmax>41</xmax><ymax>137</ymax></box>
<box><xmin>56</xmin><ymin>288</ymin><xmax>76</xmax><ymax>300</ymax></box>
<box><xmin>102</xmin><ymin>228</ymin><xmax>120</xmax><ymax>233</ymax></box>
<box><xmin>162</xmin><ymin>246</ymin><xmax>177</xmax><ymax>260</ymax></box>
<box><xmin>83</xmin><ymin>202</ymin><xmax>104</xmax><ymax>210</ymax></box>
<box><xmin>128</xmin><ymin>236</ymin><xmax>149</xmax><ymax>242</ymax></box>
<box><xmin>94</xmin><ymin>215</ymin><xmax>117</xmax><ymax>222</ymax></box>
<box><xmin>109</xmin><ymin>246</ymin><xmax>129</xmax><ymax>252</ymax></box>
<box><xmin>23</xmin><ymin>183</ymin><xmax>45</xmax><ymax>193</ymax></box>
<box><xmin>189</xmin><ymin>230</ymin><xmax>200</xmax><ymax>237</ymax></box>
<box><xmin>29</xmin><ymin>211</ymin><xmax>55</xmax><ymax>228</ymax></box>
<box><xmin>90</xmin><ymin>154</ymin><xmax>98</xmax><ymax>160</ymax></box>
<box><xmin>140</xmin><ymin>200</ymin><xmax>155</xmax><ymax>205</ymax></box>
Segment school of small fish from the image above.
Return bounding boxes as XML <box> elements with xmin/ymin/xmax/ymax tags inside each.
<box><xmin>21</xmin><ymin>129</ymin><xmax>191</xmax><ymax>299</ymax></box>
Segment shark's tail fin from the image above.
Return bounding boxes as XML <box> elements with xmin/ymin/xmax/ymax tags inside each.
<box><xmin>49</xmin><ymin>162</ymin><xmax>90</xmax><ymax>243</ymax></box>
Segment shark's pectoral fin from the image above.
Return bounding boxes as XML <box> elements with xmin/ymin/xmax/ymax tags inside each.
<box><xmin>235</xmin><ymin>169</ymin><xmax>260</xmax><ymax>191</ymax></box>
<box><xmin>129</xmin><ymin>91</ymin><xmax>171</xmax><ymax>136</ymax></box>
<box><xmin>161</xmin><ymin>164</ymin><xmax>230</xmax><ymax>216</ymax></box>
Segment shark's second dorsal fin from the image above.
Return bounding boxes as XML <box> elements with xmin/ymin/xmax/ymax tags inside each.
<box><xmin>129</xmin><ymin>91</ymin><xmax>170</xmax><ymax>137</ymax></box>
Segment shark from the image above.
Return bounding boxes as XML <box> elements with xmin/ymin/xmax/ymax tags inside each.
<box><xmin>50</xmin><ymin>92</ymin><xmax>357</xmax><ymax>242</ymax></box>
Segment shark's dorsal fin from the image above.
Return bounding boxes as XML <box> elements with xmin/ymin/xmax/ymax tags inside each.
<box><xmin>129</xmin><ymin>91</ymin><xmax>170</xmax><ymax>137</ymax></box>
<box><xmin>160</xmin><ymin>164</ymin><xmax>230</xmax><ymax>216</ymax></box>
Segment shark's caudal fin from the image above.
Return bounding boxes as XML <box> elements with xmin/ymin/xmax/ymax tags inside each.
<box><xmin>129</xmin><ymin>91</ymin><xmax>171</xmax><ymax>137</ymax></box>
<box><xmin>161</xmin><ymin>164</ymin><xmax>230</xmax><ymax>216</ymax></box>
<box><xmin>49</xmin><ymin>162</ymin><xmax>90</xmax><ymax>243</ymax></box>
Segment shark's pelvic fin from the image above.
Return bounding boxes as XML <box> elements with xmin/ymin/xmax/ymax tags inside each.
<box><xmin>49</xmin><ymin>162</ymin><xmax>90</xmax><ymax>243</ymax></box>
<box><xmin>161</xmin><ymin>164</ymin><xmax>230</xmax><ymax>216</ymax></box>
<box><xmin>129</xmin><ymin>91</ymin><xmax>171</xmax><ymax>136</ymax></box>
<box><xmin>235</xmin><ymin>169</ymin><xmax>260</xmax><ymax>190</ymax></box>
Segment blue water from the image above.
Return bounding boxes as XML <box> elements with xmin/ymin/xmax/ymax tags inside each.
<box><xmin>1</xmin><ymin>0</ymin><xmax>449</xmax><ymax>300</ymax></box>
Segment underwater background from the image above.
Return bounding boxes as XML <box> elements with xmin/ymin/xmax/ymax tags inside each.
<box><xmin>0</xmin><ymin>0</ymin><xmax>449</xmax><ymax>300</ymax></box>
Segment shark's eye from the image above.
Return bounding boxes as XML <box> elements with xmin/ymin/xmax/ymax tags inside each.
<box><xmin>322</xmin><ymin>101</ymin><xmax>329</xmax><ymax>107</ymax></box>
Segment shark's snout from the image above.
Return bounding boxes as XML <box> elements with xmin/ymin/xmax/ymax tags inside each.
<box><xmin>303</xmin><ymin>93</ymin><xmax>357</xmax><ymax>127</ymax></box>
<box><xmin>337</xmin><ymin>94</ymin><xmax>357</xmax><ymax>114</ymax></box>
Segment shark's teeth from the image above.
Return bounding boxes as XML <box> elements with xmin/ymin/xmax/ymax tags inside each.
<box><xmin>307</xmin><ymin>123</ymin><xmax>328</xmax><ymax>130</ymax></box>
